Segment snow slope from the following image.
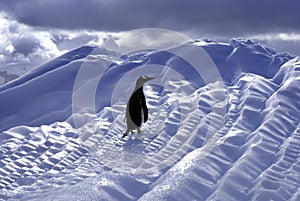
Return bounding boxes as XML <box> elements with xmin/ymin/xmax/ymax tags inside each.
<box><xmin>0</xmin><ymin>39</ymin><xmax>299</xmax><ymax>201</ymax></box>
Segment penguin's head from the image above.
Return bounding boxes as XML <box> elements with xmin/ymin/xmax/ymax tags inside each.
<box><xmin>136</xmin><ymin>76</ymin><xmax>154</xmax><ymax>87</ymax></box>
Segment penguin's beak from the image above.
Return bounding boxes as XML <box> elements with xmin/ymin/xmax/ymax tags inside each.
<box><xmin>145</xmin><ymin>76</ymin><xmax>155</xmax><ymax>82</ymax></box>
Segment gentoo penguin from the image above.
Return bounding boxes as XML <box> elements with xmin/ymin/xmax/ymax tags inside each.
<box><xmin>122</xmin><ymin>76</ymin><xmax>154</xmax><ymax>138</ymax></box>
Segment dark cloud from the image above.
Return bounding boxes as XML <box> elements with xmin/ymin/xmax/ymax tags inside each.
<box><xmin>0</xmin><ymin>12</ymin><xmax>106</xmax><ymax>74</ymax></box>
<box><xmin>1</xmin><ymin>0</ymin><xmax>300</xmax><ymax>64</ymax></box>
<box><xmin>1</xmin><ymin>0</ymin><xmax>300</xmax><ymax>37</ymax></box>
<box><xmin>12</xmin><ymin>36</ymin><xmax>40</xmax><ymax>56</ymax></box>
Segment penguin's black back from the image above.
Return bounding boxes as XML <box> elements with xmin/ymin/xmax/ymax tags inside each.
<box><xmin>128</xmin><ymin>87</ymin><xmax>148</xmax><ymax>127</ymax></box>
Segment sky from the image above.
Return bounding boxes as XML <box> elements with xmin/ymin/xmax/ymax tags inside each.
<box><xmin>0</xmin><ymin>0</ymin><xmax>300</xmax><ymax>73</ymax></box>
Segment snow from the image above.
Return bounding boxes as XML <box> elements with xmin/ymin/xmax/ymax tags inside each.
<box><xmin>0</xmin><ymin>39</ymin><xmax>300</xmax><ymax>200</ymax></box>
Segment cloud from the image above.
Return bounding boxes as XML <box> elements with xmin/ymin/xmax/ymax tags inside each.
<box><xmin>1</xmin><ymin>0</ymin><xmax>300</xmax><ymax>37</ymax></box>
<box><xmin>0</xmin><ymin>12</ymin><xmax>61</xmax><ymax>71</ymax></box>
<box><xmin>251</xmin><ymin>33</ymin><xmax>300</xmax><ymax>41</ymax></box>
<box><xmin>1</xmin><ymin>0</ymin><xmax>300</xmax><ymax>72</ymax></box>
<box><xmin>0</xmin><ymin>12</ymin><xmax>110</xmax><ymax>73</ymax></box>
<box><xmin>250</xmin><ymin>33</ymin><xmax>300</xmax><ymax>56</ymax></box>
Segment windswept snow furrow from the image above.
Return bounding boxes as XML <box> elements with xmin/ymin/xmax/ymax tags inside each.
<box><xmin>0</xmin><ymin>123</ymin><xmax>92</xmax><ymax>200</ymax></box>
<box><xmin>207</xmin><ymin>72</ymin><xmax>300</xmax><ymax>200</ymax></box>
<box><xmin>248</xmin><ymin>80</ymin><xmax>300</xmax><ymax>201</ymax></box>
<box><xmin>251</xmin><ymin>125</ymin><xmax>300</xmax><ymax>201</ymax></box>
<box><xmin>198</xmin><ymin>75</ymin><xmax>277</xmax><ymax>200</ymax></box>
<box><xmin>139</xmin><ymin>62</ymin><xmax>300</xmax><ymax>201</ymax></box>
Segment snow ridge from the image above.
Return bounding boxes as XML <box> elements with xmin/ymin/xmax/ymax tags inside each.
<box><xmin>0</xmin><ymin>39</ymin><xmax>300</xmax><ymax>200</ymax></box>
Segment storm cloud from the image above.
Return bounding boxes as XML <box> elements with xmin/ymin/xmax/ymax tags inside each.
<box><xmin>0</xmin><ymin>0</ymin><xmax>300</xmax><ymax>72</ymax></box>
<box><xmin>0</xmin><ymin>12</ymin><xmax>108</xmax><ymax>73</ymax></box>
<box><xmin>1</xmin><ymin>0</ymin><xmax>300</xmax><ymax>37</ymax></box>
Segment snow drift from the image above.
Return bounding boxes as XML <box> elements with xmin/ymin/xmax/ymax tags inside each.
<box><xmin>0</xmin><ymin>39</ymin><xmax>299</xmax><ymax>201</ymax></box>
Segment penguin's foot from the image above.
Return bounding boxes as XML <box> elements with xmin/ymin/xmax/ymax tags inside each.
<box><xmin>122</xmin><ymin>128</ymin><xmax>131</xmax><ymax>138</ymax></box>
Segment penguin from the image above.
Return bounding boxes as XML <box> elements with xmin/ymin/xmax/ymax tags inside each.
<box><xmin>122</xmin><ymin>76</ymin><xmax>154</xmax><ymax>138</ymax></box>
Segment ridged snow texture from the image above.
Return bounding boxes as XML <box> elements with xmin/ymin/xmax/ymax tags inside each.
<box><xmin>0</xmin><ymin>39</ymin><xmax>300</xmax><ymax>201</ymax></box>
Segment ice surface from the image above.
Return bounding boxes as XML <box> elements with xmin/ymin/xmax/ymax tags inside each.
<box><xmin>0</xmin><ymin>39</ymin><xmax>299</xmax><ymax>201</ymax></box>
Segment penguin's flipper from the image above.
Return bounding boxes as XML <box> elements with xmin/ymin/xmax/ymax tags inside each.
<box><xmin>129</xmin><ymin>95</ymin><xmax>143</xmax><ymax>127</ymax></box>
<box><xmin>141</xmin><ymin>94</ymin><xmax>148</xmax><ymax>123</ymax></box>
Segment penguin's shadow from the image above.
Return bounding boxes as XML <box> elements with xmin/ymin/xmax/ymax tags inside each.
<box><xmin>121</xmin><ymin>134</ymin><xmax>157</xmax><ymax>153</ymax></box>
